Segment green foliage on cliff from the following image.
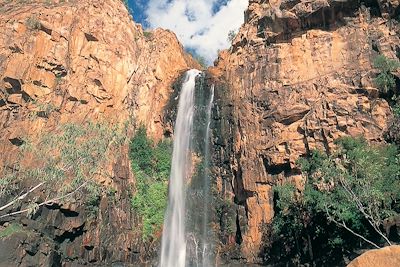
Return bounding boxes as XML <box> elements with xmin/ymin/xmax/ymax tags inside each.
<box><xmin>227</xmin><ymin>30</ymin><xmax>237</xmax><ymax>42</ymax></box>
<box><xmin>0</xmin><ymin>121</ymin><xmax>127</xmax><ymax>219</ymax></box>
<box><xmin>129</xmin><ymin>126</ymin><xmax>154</xmax><ymax>174</ymax></box>
<box><xmin>272</xmin><ymin>184</ymin><xmax>305</xmax><ymax>237</ymax></box>
<box><xmin>23</xmin><ymin>122</ymin><xmax>126</xmax><ymax>186</ymax></box>
<box><xmin>25</xmin><ymin>16</ymin><xmax>41</xmax><ymax>30</ymax></box>
<box><xmin>129</xmin><ymin>126</ymin><xmax>172</xmax><ymax>240</ymax></box>
<box><xmin>374</xmin><ymin>55</ymin><xmax>400</xmax><ymax>94</ymax></box>
<box><xmin>272</xmin><ymin>137</ymin><xmax>400</xmax><ymax>265</ymax></box>
<box><xmin>85</xmin><ymin>182</ymin><xmax>102</xmax><ymax>218</ymax></box>
<box><xmin>215</xmin><ymin>197</ymin><xmax>236</xmax><ymax>235</ymax></box>
<box><xmin>301</xmin><ymin>138</ymin><xmax>400</xmax><ymax>243</ymax></box>
<box><xmin>0</xmin><ymin>223</ymin><xmax>23</xmax><ymax>239</ymax></box>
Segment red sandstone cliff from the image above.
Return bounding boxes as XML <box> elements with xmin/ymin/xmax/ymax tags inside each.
<box><xmin>1</xmin><ymin>0</ymin><xmax>400</xmax><ymax>265</ymax></box>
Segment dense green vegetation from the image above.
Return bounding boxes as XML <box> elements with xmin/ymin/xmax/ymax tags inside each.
<box><xmin>129</xmin><ymin>126</ymin><xmax>172</xmax><ymax>240</ymax></box>
<box><xmin>373</xmin><ymin>55</ymin><xmax>400</xmax><ymax>117</ymax></box>
<box><xmin>272</xmin><ymin>137</ymin><xmax>400</xmax><ymax>265</ymax></box>
<box><xmin>374</xmin><ymin>55</ymin><xmax>400</xmax><ymax>94</ymax></box>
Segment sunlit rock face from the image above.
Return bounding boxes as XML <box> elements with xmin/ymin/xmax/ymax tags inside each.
<box><xmin>0</xmin><ymin>0</ymin><xmax>198</xmax><ymax>265</ymax></box>
<box><xmin>0</xmin><ymin>0</ymin><xmax>198</xmax><ymax>143</ymax></box>
<box><xmin>210</xmin><ymin>0</ymin><xmax>400</xmax><ymax>263</ymax></box>
<box><xmin>347</xmin><ymin>245</ymin><xmax>400</xmax><ymax>267</ymax></box>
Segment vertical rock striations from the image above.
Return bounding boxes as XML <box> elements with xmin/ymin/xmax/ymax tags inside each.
<box><xmin>211</xmin><ymin>0</ymin><xmax>400</xmax><ymax>263</ymax></box>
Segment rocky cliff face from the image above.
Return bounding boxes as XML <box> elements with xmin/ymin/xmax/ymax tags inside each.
<box><xmin>210</xmin><ymin>0</ymin><xmax>400</xmax><ymax>263</ymax></box>
<box><xmin>1</xmin><ymin>0</ymin><xmax>400</xmax><ymax>265</ymax></box>
<box><xmin>0</xmin><ymin>0</ymin><xmax>198</xmax><ymax>266</ymax></box>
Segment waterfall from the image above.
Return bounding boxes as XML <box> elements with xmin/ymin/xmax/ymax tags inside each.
<box><xmin>201</xmin><ymin>84</ymin><xmax>214</xmax><ymax>267</ymax></box>
<box><xmin>160</xmin><ymin>69</ymin><xmax>201</xmax><ymax>267</ymax></box>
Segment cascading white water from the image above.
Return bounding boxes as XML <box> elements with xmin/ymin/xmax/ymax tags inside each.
<box><xmin>160</xmin><ymin>69</ymin><xmax>201</xmax><ymax>267</ymax></box>
<box><xmin>201</xmin><ymin>84</ymin><xmax>214</xmax><ymax>267</ymax></box>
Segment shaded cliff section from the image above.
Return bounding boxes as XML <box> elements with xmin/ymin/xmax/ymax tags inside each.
<box><xmin>0</xmin><ymin>0</ymin><xmax>199</xmax><ymax>266</ymax></box>
<box><xmin>210</xmin><ymin>0</ymin><xmax>400</xmax><ymax>264</ymax></box>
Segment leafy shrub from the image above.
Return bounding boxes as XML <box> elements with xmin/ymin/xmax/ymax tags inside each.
<box><xmin>153</xmin><ymin>140</ymin><xmax>173</xmax><ymax>179</ymax></box>
<box><xmin>373</xmin><ymin>55</ymin><xmax>400</xmax><ymax>94</ymax></box>
<box><xmin>129</xmin><ymin>126</ymin><xmax>154</xmax><ymax>175</ymax></box>
<box><xmin>25</xmin><ymin>16</ymin><xmax>41</xmax><ymax>30</ymax></box>
<box><xmin>0</xmin><ymin>171</ymin><xmax>18</xmax><ymax>198</ymax></box>
<box><xmin>85</xmin><ymin>182</ymin><xmax>102</xmax><ymax>218</ymax></box>
<box><xmin>129</xmin><ymin>126</ymin><xmax>172</xmax><ymax>240</ymax></box>
<box><xmin>215</xmin><ymin>197</ymin><xmax>236</xmax><ymax>235</ymax></box>
<box><xmin>227</xmin><ymin>30</ymin><xmax>237</xmax><ymax>42</ymax></box>
<box><xmin>143</xmin><ymin>31</ymin><xmax>152</xmax><ymax>39</ymax></box>
<box><xmin>132</xmin><ymin>180</ymin><xmax>168</xmax><ymax>239</ymax></box>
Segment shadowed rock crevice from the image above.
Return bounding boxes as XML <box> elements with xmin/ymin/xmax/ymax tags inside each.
<box><xmin>54</xmin><ymin>223</ymin><xmax>85</xmax><ymax>243</ymax></box>
<box><xmin>262</xmin><ymin>156</ymin><xmax>291</xmax><ymax>176</ymax></box>
<box><xmin>84</xmin><ymin>32</ymin><xmax>99</xmax><ymax>42</ymax></box>
<box><xmin>4</xmin><ymin>77</ymin><xmax>22</xmax><ymax>94</ymax></box>
<box><xmin>9</xmin><ymin>137</ymin><xmax>24</xmax><ymax>146</ymax></box>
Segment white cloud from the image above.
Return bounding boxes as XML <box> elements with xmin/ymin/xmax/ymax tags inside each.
<box><xmin>145</xmin><ymin>0</ymin><xmax>248</xmax><ymax>64</ymax></box>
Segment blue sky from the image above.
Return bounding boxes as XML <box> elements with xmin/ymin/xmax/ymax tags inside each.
<box><xmin>126</xmin><ymin>0</ymin><xmax>248</xmax><ymax>64</ymax></box>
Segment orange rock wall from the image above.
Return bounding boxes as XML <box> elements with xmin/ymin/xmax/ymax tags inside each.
<box><xmin>0</xmin><ymin>0</ymin><xmax>198</xmax><ymax>166</ymax></box>
<box><xmin>212</xmin><ymin>0</ymin><xmax>399</xmax><ymax>262</ymax></box>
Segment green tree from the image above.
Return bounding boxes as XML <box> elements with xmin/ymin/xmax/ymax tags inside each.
<box><xmin>129</xmin><ymin>126</ymin><xmax>154</xmax><ymax>175</ymax></box>
<box><xmin>300</xmin><ymin>137</ymin><xmax>400</xmax><ymax>247</ymax></box>
<box><xmin>272</xmin><ymin>138</ymin><xmax>400</xmax><ymax>265</ymax></box>
<box><xmin>153</xmin><ymin>140</ymin><xmax>173</xmax><ymax>179</ymax></box>
<box><xmin>129</xmin><ymin>126</ymin><xmax>172</xmax><ymax>239</ymax></box>
<box><xmin>0</xmin><ymin>121</ymin><xmax>127</xmax><ymax>219</ymax></box>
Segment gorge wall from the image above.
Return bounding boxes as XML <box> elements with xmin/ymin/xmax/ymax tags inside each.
<box><xmin>0</xmin><ymin>0</ymin><xmax>400</xmax><ymax>266</ymax></box>
<box><xmin>210</xmin><ymin>0</ymin><xmax>400</xmax><ymax>264</ymax></box>
<box><xmin>0</xmin><ymin>0</ymin><xmax>198</xmax><ymax>266</ymax></box>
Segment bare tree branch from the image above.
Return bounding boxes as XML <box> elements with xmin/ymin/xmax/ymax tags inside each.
<box><xmin>324</xmin><ymin>206</ymin><xmax>380</xmax><ymax>249</ymax></box>
<box><xmin>339</xmin><ymin>176</ymin><xmax>392</xmax><ymax>245</ymax></box>
<box><xmin>0</xmin><ymin>182</ymin><xmax>87</xmax><ymax>219</ymax></box>
<box><xmin>0</xmin><ymin>182</ymin><xmax>45</xmax><ymax>212</ymax></box>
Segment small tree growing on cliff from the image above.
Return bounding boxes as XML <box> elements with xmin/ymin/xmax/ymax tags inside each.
<box><xmin>373</xmin><ymin>55</ymin><xmax>400</xmax><ymax>94</ymax></box>
<box><xmin>227</xmin><ymin>30</ymin><xmax>237</xmax><ymax>43</ymax></box>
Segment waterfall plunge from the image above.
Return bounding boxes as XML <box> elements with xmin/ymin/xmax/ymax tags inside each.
<box><xmin>160</xmin><ymin>69</ymin><xmax>201</xmax><ymax>267</ymax></box>
<box><xmin>200</xmin><ymin>84</ymin><xmax>214</xmax><ymax>267</ymax></box>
